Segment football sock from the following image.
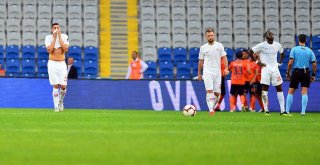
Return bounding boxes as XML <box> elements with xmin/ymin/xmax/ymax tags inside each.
<box><xmin>250</xmin><ymin>95</ymin><xmax>256</xmax><ymax>110</ymax></box>
<box><xmin>229</xmin><ymin>95</ymin><xmax>236</xmax><ymax>111</ymax></box>
<box><xmin>52</xmin><ymin>88</ymin><xmax>59</xmax><ymax>108</ymax></box>
<box><xmin>301</xmin><ymin>94</ymin><xmax>308</xmax><ymax>114</ymax></box>
<box><xmin>285</xmin><ymin>94</ymin><xmax>293</xmax><ymax>113</ymax></box>
<box><xmin>213</xmin><ymin>94</ymin><xmax>219</xmax><ymax>108</ymax></box>
<box><xmin>206</xmin><ymin>93</ymin><xmax>214</xmax><ymax>112</ymax></box>
<box><xmin>257</xmin><ymin>96</ymin><xmax>264</xmax><ymax>110</ymax></box>
<box><xmin>240</xmin><ymin>95</ymin><xmax>246</xmax><ymax>107</ymax></box>
<box><xmin>59</xmin><ymin>88</ymin><xmax>67</xmax><ymax>103</ymax></box>
<box><xmin>277</xmin><ymin>92</ymin><xmax>285</xmax><ymax>113</ymax></box>
<box><xmin>262</xmin><ymin>91</ymin><xmax>269</xmax><ymax>111</ymax></box>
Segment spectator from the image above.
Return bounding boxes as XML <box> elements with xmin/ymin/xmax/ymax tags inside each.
<box><xmin>67</xmin><ymin>57</ymin><xmax>78</xmax><ymax>79</ymax></box>
<box><xmin>126</xmin><ymin>51</ymin><xmax>148</xmax><ymax>80</ymax></box>
<box><xmin>0</xmin><ymin>63</ymin><xmax>5</xmax><ymax>76</ymax></box>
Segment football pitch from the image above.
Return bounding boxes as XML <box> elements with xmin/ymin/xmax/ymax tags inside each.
<box><xmin>0</xmin><ymin>109</ymin><xmax>319</xmax><ymax>165</ymax></box>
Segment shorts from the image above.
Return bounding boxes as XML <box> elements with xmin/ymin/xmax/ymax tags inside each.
<box><xmin>255</xmin><ymin>82</ymin><xmax>262</xmax><ymax>96</ymax></box>
<box><xmin>48</xmin><ymin>60</ymin><xmax>68</xmax><ymax>86</ymax></box>
<box><xmin>260</xmin><ymin>67</ymin><xmax>283</xmax><ymax>86</ymax></box>
<box><xmin>244</xmin><ymin>81</ymin><xmax>250</xmax><ymax>94</ymax></box>
<box><xmin>230</xmin><ymin>84</ymin><xmax>245</xmax><ymax>96</ymax></box>
<box><xmin>289</xmin><ymin>68</ymin><xmax>311</xmax><ymax>89</ymax></box>
<box><xmin>221</xmin><ymin>76</ymin><xmax>226</xmax><ymax>95</ymax></box>
<box><xmin>203</xmin><ymin>71</ymin><xmax>221</xmax><ymax>93</ymax></box>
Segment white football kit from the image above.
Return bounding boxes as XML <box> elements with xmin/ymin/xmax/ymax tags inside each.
<box><xmin>45</xmin><ymin>34</ymin><xmax>69</xmax><ymax>85</ymax></box>
<box><xmin>252</xmin><ymin>41</ymin><xmax>284</xmax><ymax>86</ymax></box>
<box><xmin>199</xmin><ymin>42</ymin><xmax>227</xmax><ymax>92</ymax></box>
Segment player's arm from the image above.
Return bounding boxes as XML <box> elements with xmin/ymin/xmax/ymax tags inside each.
<box><xmin>125</xmin><ymin>66</ymin><xmax>131</xmax><ymax>79</ymax></box>
<box><xmin>286</xmin><ymin>58</ymin><xmax>294</xmax><ymax>80</ymax></box>
<box><xmin>279</xmin><ymin>52</ymin><xmax>285</xmax><ymax>64</ymax></box>
<box><xmin>140</xmin><ymin>60</ymin><xmax>148</xmax><ymax>73</ymax></box>
<box><xmin>198</xmin><ymin>59</ymin><xmax>204</xmax><ymax>80</ymax></box>
<box><xmin>311</xmin><ymin>61</ymin><xmax>317</xmax><ymax>82</ymax></box>
<box><xmin>57</xmin><ymin>29</ymin><xmax>69</xmax><ymax>52</ymax></box>
<box><xmin>250</xmin><ymin>67</ymin><xmax>258</xmax><ymax>85</ymax></box>
<box><xmin>46</xmin><ymin>33</ymin><xmax>57</xmax><ymax>53</ymax></box>
<box><xmin>222</xmin><ymin>55</ymin><xmax>229</xmax><ymax>76</ymax></box>
<box><xmin>248</xmin><ymin>49</ymin><xmax>265</xmax><ymax>67</ymax></box>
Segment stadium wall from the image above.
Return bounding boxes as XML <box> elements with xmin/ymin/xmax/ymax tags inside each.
<box><xmin>0</xmin><ymin>78</ymin><xmax>320</xmax><ymax>112</ymax></box>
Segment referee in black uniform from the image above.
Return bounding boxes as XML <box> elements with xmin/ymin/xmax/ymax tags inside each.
<box><xmin>285</xmin><ymin>34</ymin><xmax>317</xmax><ymax>115</ymax></box>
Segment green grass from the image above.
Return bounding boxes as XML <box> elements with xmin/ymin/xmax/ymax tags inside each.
<box><xmin>0</xmin><ymin>109</ymin><xmax>319</xmax><ymax>165</ymax></box>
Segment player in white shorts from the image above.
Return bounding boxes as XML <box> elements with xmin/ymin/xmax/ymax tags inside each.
<box><xmin>249</xmin><ymin>31</ymin><xmax>290</xmax><ymax>116</ymax></box>
<box><xmin>45</xmin><ymin>23</ymin><xmax>69</xmax><ymax>112</ymax></box>
<box><xmin>198</xmin><ymin>27</ymin><xmax>229</xmax><ymax>116</ymax></box>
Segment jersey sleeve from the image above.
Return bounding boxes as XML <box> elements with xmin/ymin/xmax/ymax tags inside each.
<box><xmin>45</xmin><ymin>35</ymin><xmax>52</xmax><ymax>47</ymax></box>
<box><xmin>310</xmin><ymin>49</ymin><xmax>317</xmax><ymax>62</ymax></box>
<box><xmin>289</xmin><ymin>48</ymin><xmax>295</xmax><ymax>59</ymax></box>
<box><xmin>278</xmin><ymin>42</ymin><xmax>284</xmax><ymax>54</ymax></box>
<box><xmin>62</xmin><ymin>34</ymin><xmax>69</xmax><ymax>45</ymax></box>
<box><xmin>198</xmin><ymin>46</ymin><xmax>204</xmax><ymax>60</ymax></box>
<box><xmin>252</xmin><ymin>43</ymin><xmax>262</xmax><ymax>53</ymax></box>
<box><xmin>220</xmin><ymin>43</ymin><xmax>227</xmax><ymax>57</ymax></box>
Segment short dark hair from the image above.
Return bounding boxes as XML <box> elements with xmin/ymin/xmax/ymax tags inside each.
<box><xmin>236</xmin><ymin>51</ymin><xmax>243</xmax><ymax>59</ymax></box>
<box><xmin>298</xmin><ymin>34</ymin><xmax>307</xmax><ymax>43</ymax></box>
<box><xmin>51</xmin><ymin>23</ymin><xmax>59</xmax><ymax>28</ymax></box>
<box><xmin>205</xmin><ymin>27</ymin><xmax>215</xmax><ymax>34</ymax></box>
<box><xmin>264</xmin><ymin>31</ymin><xmax>271</xmax><ymax>38</ymax></box>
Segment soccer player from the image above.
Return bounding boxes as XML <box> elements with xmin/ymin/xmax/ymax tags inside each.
<box><xmin>247</xmin><ymin>55</ymin><xmax>259</xmax><ymax>112</ymax></box>
<box><xmin>248</xmin><ymin>31</ymin><xmax>288</xmax><ymax>115</ymax></box>
<box><xmin>229</xmin><ymin>51</ymin><xmax>248</xmax><ymax>112</ymax></box>
<box><xmin>241</xmin><ymin>50</ymin><xmax>250</xmax><ymax>111</ymax></box>
<box><xmin>254</xmin><ymin>56</ymin><xmax>265</xmax><ymax>112</ymax></box>
<box><xmin>125</xmin><ymin>51</ymin><xmax>148</xmax><ymax>80</ymax></box>
<box><xmin>45</xmin><ymin>23</ymin><xmax>69</xmax><ymax>112</ymax></box>
<box><xmin>214</xmin><ymin>57</ymin><xmax>227</xmax><ymax>111</ymax></box>
<box><xmin>198</xmin><ymin>27</ymin><xmax>229</xmax><ymax>116</ymax></box>
<box><xmin>285</xmin><ymin>34</ymin><xmax>317</xmax><ymax>116</ymax></box>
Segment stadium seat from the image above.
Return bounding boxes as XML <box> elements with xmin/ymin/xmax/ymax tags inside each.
<box><xmin>187</xmin><ymin>7</ymin><xmax>201</xmax><ymax>21</ymax></box>
<box><xmin>38</xmin><ymin>4</ymin><xmax>52</xmax><ymax>19</ymax></box>
<box><xmin>176</xmin><ymin>61</ymin><xmax>191</xmax><ymax>79</ymax></box>
<box><xmin>37</xmin><ymin>58</ymin><xmax>48</xmax><ymax>74</ymax></box>
<box><xmin>313</xmin><ymin>49</ymin><xmax>320</xmax><ymax>58</ymax></box>
<box><xmin>21</xmin><ymin>58</ymin><xmax>36</xmax><ymax>77</ymax></box>
<box><xmin>280</xmin><ymin>0</ymin><xmax>294</xmax><ymax>9</ymax></box>
<box><xmin>188</xmin><ymin>34</ymin><xmax>202</xmax><ymax>49</ymax></box>
<box><xmin>249</xmin><ymin>0</ymin><xmax>262</xmax><ymax>8</ymax></box>
<box><xmin>218</xmin><ymin>34</ymin><xmax>233</xmax><ymax>49</ymax></box>
<box><xmin>187</xmin><ymin>20</ymin><xmax>202</xmax><ymax>35</ymax></box>
<box><xmin>312</xmin><ymin>35</ymin><xmax>320</xmax><ymax>50</ymax></box>
<box><xmin>157</xmin><ymin>20</ymin><xmax>171</xmax><ymax>34</ymax></box>
<box><xmin>218</xmin><ymin>8</ymin><xmax>232</xmax><ymax>21</ymax></box>
<box><xmin>0</xmin><ymin>45</ymin><xmax>4</xmax><ymax>59</ymax></box>
<box><xmin>141</xmin><ymin>20</ymin><xmax>156</xmax><ymax>34</ymax></box>
<box><xmin>140</xmin><ymin>6</ymin><xmax>155</xmax><ymax>21</ymax></box>
<box><xmin>171</xmin><ymin>7</ymin><xmax>185</xmax><ymax>21</ymax></box>
<box><xmin>6</xmin><ymin>45</ymin><xmax>20</xmax><ymax>59</ymax></box>
<box><xmin>6</xmin><ymin>58</ymin><xmax>20</xmax><ymax>77</ymax></box>
<box><xmin>191</xmin><ymin>61</ymin><xmax>198</xmax><ymax>78</ymax></box>
<box><xmin>83</xmin><ymin>5</ymin><xmax>98</xmax><ymax>20</ymax></box>
<box><xmin>22</xmin><ymin>45</ymin><xmax>36</xmax><ymax>59</ymax></box>
<box><xmin>23</xmin><ymin>3</ymin><xmax>37</xmax><ymax>19</ymax></box>
<box><xmin>37</xmin><ymin>45</ymin><xmax>49</xmax><ymax>60</ymax></box>
<box><xmin>172</xmin><ymin>20</ymin><xmax>186</xmax><ymax>34</ymax></box>
<box><xmin>173</xmin><ymin>47</ymin><xmax>187</xmax><ymax>64</ymax></box>
<box><xmin>157</xmin><ymin>47</ymin><xmax>172</xmax><ymax>62</ymax></box>
<box><xmin>282</xmin><ymin>48</ymin><xmax>291</xmax><ymax>63</ymax></box>
<box><xmin>187</xmin><ymin>0</ymin><xmax>200</xmax><ymax>7</ymax></box>
<box><xmin>235</xmin><ymin>48</ymin><xmax>247</xmax><ymax>55</ymax></box>
<box><xmin>68</xmin><ymin>5</ymin><xmax>82</xmax><ymax>19</ymax></box>
<box><xmin>140</xmin><ymin>0</ymin><xmax>154</xmax><ymax>7</ymax></box>
<box><xmin>84</xmin><ymin>32</ymin><xmax>98</xmax><ymax>47</ymax></box>
<box><xmin>157</xmin><ymin>33</ymin><xmax>171</xmax><ymax>48</ymax></box>
<box><xmin>144</xmin><ymin>61</ymin><xmax>157</xmax><ymax>79</ymax></box>
<box><xmin>141</xmin><ymin>33</ymin><xmax>156</xmax><ymax>48</ymax></box>
<box><xmin>73</xmin><ymin>58</ymin><xmax>83</xmax><ymax>77</ymax></box>
<box><xmin>172</xmin><ymin>0</ymin><xmax>185</xmax><ymax>7</ymax></box>
<box><xmin>172</xmin><ymin>34</ymin><xmax>187</xmax><ymax>48</ymax></box>
<box><xmin>189</xmin><ymin>47</ymin><xmax>200</xmax><ymax>62</ymax></box>
<box><xmin>142</xmin><ymin>47</ymin><xmax>157</xmax><ymax>62</ymax></box>
<box><xmin>67</xmin><ymin>46</ymin><xmax>82</xmax><ymax>60</ymax></box>
<box><xmin>0</xmin><ymin>4</ymin><xmax>7</xmax><ymax>19</ymax></box>
<box><xmin>84</xmin><ymin>46</ymin><xmax>98</xmax><ymax>61</ymax></box>
<box><xmin>203</xmin><ymin>7</ymin><xmax>217</xmax><ymax>22</ymax></box>
<box><xmin>234</xmin><ymin>0</ymin><xmax>247</xmax><ymax>8</ymax></box>
<box><xmin>8</xmin><ymin>4</ymin><xmax>22</xmax><ymax>19</ymax></box>
<box><xmin>234</xmin><ymin>34</ymin><xmax>249</xmax><ymax>49</ymax></box>
<box><xmin>84</xmin><ymin>60</ymin><xmax>98</xmax><ymax>78</ymax></box>
<box><xmin>225</xmin><ymin>48</ymin><xmax>234</xmax><ymax>57</ymax></box>
<box><xmin>156</xmin><ymin>6</ymin><xmax>170</xmax><ymax>20</ymax></box>
<box><xmin>84</xmin><ymin>19</ymin><xmax>98</xmax><ymax>34</ymax></box>
<box><xmin>159</xmin><ymin>61</ymin><xmax>174</xmax><ymax>79</ymax></box>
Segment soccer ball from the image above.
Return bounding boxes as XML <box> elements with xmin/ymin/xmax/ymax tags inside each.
<box><xmin>182</xmin><ymin>105</ymin><xmax>197</xmax><ymax>116</ymax></box>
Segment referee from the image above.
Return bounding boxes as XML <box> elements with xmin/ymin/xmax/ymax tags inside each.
<box><xmin>285</xmin><ymin>34</ymin><xmax>317</xmax><ymax>115</ymax></box>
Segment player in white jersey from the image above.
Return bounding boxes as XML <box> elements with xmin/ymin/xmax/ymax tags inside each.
<box><xmin>248</xmin><ymin>31</ymin><xmax>289</xmax><ymax>116</ymax></box>
<box><xmin>45</xmin><ymin>23</ymin><xmax>69</xmax><ymax>112</ymax></box>
<box><xmin>198</xmin><ymin>27</ymin><xmax>229</xmax><ymax>116</ymax></box>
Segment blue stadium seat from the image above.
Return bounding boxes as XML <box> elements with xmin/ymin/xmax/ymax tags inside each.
<box><xmin>313</xmin><ymin>49</ymin><xmax>320</xmax><ymax>58</ymax></box>
<box><xmin>0</xmin><ymin>45</ymin><xmax>4</xmax><ymax>59</ymax></box>
<box><xmin>6</xmin><ymin>45</ymin><xmax>20</xmax><ymax>59</ymax></box>
<box><xmin>173</xmin><ymin>47</ymin><xmax>187</xmax><ymax>64</ymax></box>
<box><xmin>159</xmin><ymin>61</ymin><xmax>174</xmax><ymax>79</ymax></box>
<box><xmin>189</xmin><ymin>47</ymin><xmax>199</xmax><ymax>62</ymax></box>
<box><xmin>84</xmin><ymin>46</ymin><xmax>98</xmax><ymax>61</ymax></box>
<box><xmin>37</xmin><ymin>59</ymin><xmax>48</xmax><ymax>77</ymax></box>
<box><xmin>282</xmin><ymin>48</ymin><xmax>291</xmax><ymax>63</ymax></box>
<box><xmin>73</xmin><ymin>59</ymin><xmax>83</xmax><ymax>77</ymax></box>
<box><xmin>296</xmin><ymin>35</ymin><xmax>310</xmax><ymax>47</ymax></box>
<box><xmin>191</xmin><ymin>61</ymin><xmax>198</xmax><ymax>78</ymax></box>
<box><xmin>21</xmin><ymin>58</ymin><xmax>36</xmax><ymax>77</ymax></box>
<box><xmin>144</xmin><ymin>61</ymin><xmax>157</xmax><ymax>79</ymax></box>
<box><xmin>157</xmin><ymin>47</ymin><xmax>172</xmax><ymax>62</ymax></box>
<box><xmin>176</xmin><ymin>61</ymin><xmax>191</xmax><ymax>79</ymax></box>
<box><xmin>225</xmin><ymin>48</ymin><xmax>234</xmax><ymax>61</ymax></box>
<box><xmin>312</xmin><ymin>35</ymin><xmax>320</xmax><ymax>50</ymax></box>
<box><xmin>22</xmin><ymin>45</ymin><xmax>36</xmax><ymax>59</ymax></box>
<box><xmin>37</xmin><ymin>45</ymin><xmax>49</xmax><ymax>60</ymax></box>
<box><xmin>6</xmin><ymin>58</ymin><xmax>20</xmax><ymax>77</ymax></box>
<box><xmin>68</xmin><ymin>45</ymin><xmax>82</xmax><ymax>60</ymax></box>
<box><xmin>84</xmin><ymin>59</ymin><xmax>98</xmax><ymax>78</ymax></box>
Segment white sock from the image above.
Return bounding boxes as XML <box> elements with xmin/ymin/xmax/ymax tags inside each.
<box><xmin>52</xmin><ymin>88</ymin><xmax>59</xmax><ymax>108</ymax></box>
<box><xmin>206</xmin><ymin>93</ymin><xmax>214</xmax><ymax>112</ymax></box>
<box><xmin>262</xmin><ymin>91</ymin><xmax>269</xmax><ymax>111</ymax></box>
<box><xmin>59</xmin><ymin>88</ymin><xmax>67</xmax><ymax>103</ymax></box>
<box><xmin>277</xmin><ymin>92</ymin><xmax>285</xmax><ymax>113</ymax></box>
<box><xmin>213</xmin><ymin>94</ymin><xmax>220</xmax><ymax>108</ymax></box>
